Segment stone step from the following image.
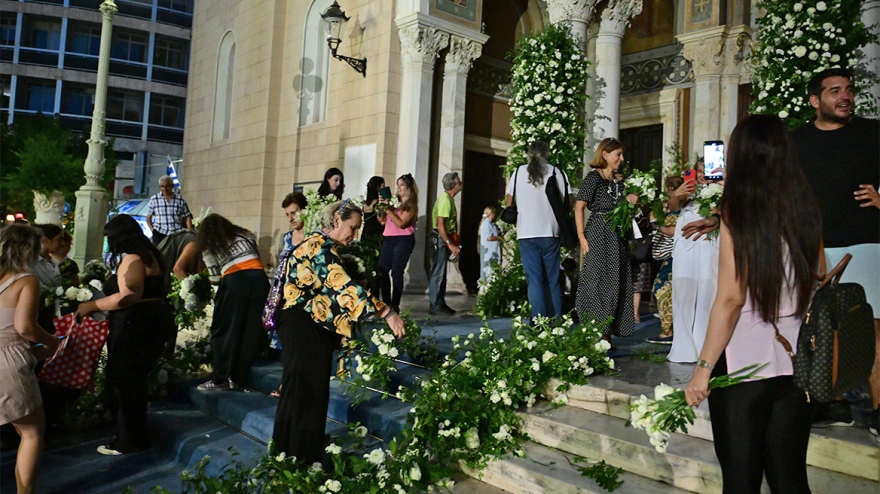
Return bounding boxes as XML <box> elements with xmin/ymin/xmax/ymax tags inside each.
<box><xmin>462</xmin><ymin>441</ymin><xmax>690</xmax><ymax>494</ymax></box>
<box><xmin>543</xmin><ymin>371</ymin><xmax>880</xmax><ymax>481</ymax></box>
<box><xmin>519</xmin><ymin>402</ymin><xmax>879</xmax><ymax>493</ymax></box>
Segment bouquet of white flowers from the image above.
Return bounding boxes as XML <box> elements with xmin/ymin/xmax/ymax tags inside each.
<box><xmin>169</xmin><ymin>272</ymin><xmax>213</xmax><ymax>330</ymax></box>
<box><xmin>300</xmin><ymin>189</ymin><xmax>341</xmax><ymax>234</ymax></box>
<box><xmin>604</xmin><ymin>169</ymin><xmax>658</xmax><ymax>237</ymax></box>
<box><xmin>80</xmin><ymin>259</ymin><xmax>110</xmax><ymax>287</ymax></box>
<box><xmin>629</xmin><ymin>363</ymin><xmax>766</xmax><ymax>453</ymax></box>
<box><xmin>694</xmin><ymin>183</ymin><xmax>724</xmax><ymax>240</ymax></box>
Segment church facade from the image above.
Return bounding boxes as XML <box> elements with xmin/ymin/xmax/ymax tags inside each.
<box><xmin>179</xmin><ymin>0</ymin><xmax>871</xmax><ymax>291</ymax></box>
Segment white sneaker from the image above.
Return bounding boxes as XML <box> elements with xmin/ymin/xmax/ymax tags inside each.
<box><xmin>97</xmin><ymin>445</ymin><xmax>123</xmax><ymax>456</ymax></box>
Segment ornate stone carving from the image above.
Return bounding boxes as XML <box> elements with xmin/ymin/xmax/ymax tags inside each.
<box><xmin>546</xmin><ymin>0</ymin><xmax>600</xmax><ymax>25</ymax></box>
<box><xmin>680</xmin><ymin>34</ymin><xmax>725</xmax><ymax>76</ymax></box>
<box><xmin>33</xmin><ymin>190</ymin><xmax>65</xmax><ymax>226</ymax></box>
<box><xmin>467</xmin><ymin>57</ymin><xmax>512</xmax><ymax>100</ymax></box>
<box><xmin>445</xmin><ymin>36</ymin><xmax>482</xmax><ymax>75</ymax></box>
<box><xmin>621</xmin><ymin>52</ymin><xmax>693</xmax><ymax>94</ymax></box>
<box><xmin>399</xmin><ymin>24</ymin><xmax>449</xmax><ymax>68</ymax></box>
<box><xmin>599</xmin><ymin>0</ymin><xmax>644</xmax><ymax>37</ymax></box>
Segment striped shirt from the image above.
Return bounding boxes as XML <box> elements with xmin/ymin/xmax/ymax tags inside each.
<box><xmin>202</xmin><ymin>233</ymin><xmax>263</xmax><ymax>282</ymax></box>
<box><xmin>147</xmin><ymin>193</ymin><xmax>192</xmax><ymax>235</ymax></box>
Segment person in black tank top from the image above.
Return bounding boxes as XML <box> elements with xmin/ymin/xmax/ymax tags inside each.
<box><xmin>76</xmin><ymin>215</ymin><xmax>175</xmax><ymax>455</ymax></box>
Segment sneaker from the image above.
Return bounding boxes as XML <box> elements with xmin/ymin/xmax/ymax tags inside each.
<box><xmin>646</xmin><ymin>335</ymin><xmax>673</xmax><ymax>345</ymax></box>
<box><xmin>429</xmin><ymin>305</ymin><xmax>456</xmax><ymax>316</ymax></box>
<box><xmin>97</xmin><ymin>445</ymin><xmax>123</xmax><ymax>456</ymax></box>
<box><xmin>812</xmin><ymin>400</ymin><xmax>854</xmax><ymax>427</ymax></box>
<box><xmin>869</xmin><ymin>407</ymin><xmax>879</xmax><ymax>443</ymax></box>
<box><xmin>652</xmin><ymin>313</ymin><xmax>662</xmax><ymax>319</ymax></box>
<box><xmin>198</xmin><ymin>380</ymin><xmax>231</xmax><ymax>391</ymax></box>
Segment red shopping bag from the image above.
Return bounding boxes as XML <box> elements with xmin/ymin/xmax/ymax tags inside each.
<box><xmin>38</xmin><ymin>313</ymin><xmax>109</xmax><ymax>391</ymax></box>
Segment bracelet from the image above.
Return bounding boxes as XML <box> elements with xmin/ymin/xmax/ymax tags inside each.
<box><xmin>444</xmin><ymin>239</ymin><xmax>451</xmax><ymax>244</ymax></box>
<box><xmin>697</xmin><ymin>359</ymin><xmax>715</xmax><ymax>370</ymax></box>
<box><xmin>711</xmin><ymin>213</ymin><xmax>721</xmax><ymax>225</ymax></box>
<box><xmin>383</xmin><ymin>308</ymin><xmax>396</xmax><ymax>320</ymax></box>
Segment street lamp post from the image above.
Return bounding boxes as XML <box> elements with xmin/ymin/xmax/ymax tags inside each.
<box><xmin>71</xmin><ymin>0</ymin><xmax>117</xmax><ymax>267</ymax></box>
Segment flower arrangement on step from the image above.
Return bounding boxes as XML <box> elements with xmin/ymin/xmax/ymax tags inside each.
<box><xmin>750</xmin><ymin>0</ymin><xmax>878</xmax><ymax>128</ymax></box>
<box><xmin>80</xmin><ymin>259</ymin><xmax>111</xmax><ymax>287</ymax></box>
<box><xmin>603</xmin><ymin>168</ymin><xmax>658</xmax><ymax>237</ymax></box>
<box><xmin>628</xmin><ymin>363</ymin><xmax>767</xmax><ymax>453</ymax></box>
<box><xmin>169</xmin><ymin>272</ymin><xmax>213</xmax><ymax>331</ymax></box>
<box><xmin>158</xmin><ymin>315</ymin><xmax>624</xmax><ymax>492</ymax></box>
<box><xmin>475</xmin><ymin>222</ymin><xmax>531</xmax><ymax>318</ymax></box>
<box><xmin>346</xmin><ymin>314</ymin><xmax>437</xmax><ymax>402</ymax></box>
<box><xmin>694</xmin><ymin>183</ymin><xmax>724</xmax><ymax>240</ymax></box>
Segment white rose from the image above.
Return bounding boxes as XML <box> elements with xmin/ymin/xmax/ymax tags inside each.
<box><xmin>542</xmin><ymin>351</ymin><xmax>555</xmax><ymax>363</ymax></box>
<box><xmin>830</xmin><ymin>54</ymin><xmax>840</xmax><ymax>63</ymax></box>
<box><xmin>324</xmin><ymin>479</ymin><xmax>342</xmax><ymax>493</ymax></box>
<box><xmin>654</xmin><ymin>383</ymin><xmax>677</xmax><ymax>401</ymax></box>
<box><xmin>778</xmin><ymin>110</ymin><xmax>789</xmax><ymax>119</ymax></box>
<box><xmin>464</xmin><ymin>427</ymin><xmax>480</xmax><ymax>449</ymax></box>
<box><xmin>55</xmin><ymin>286</ymin><xmax>64</xmax><ymax>296</ymax></box>
<box><xmin>364</xmin><ymin>448</ymin><xmax>386</xmax><ymax>465</ymax></box>
<box><xmin>793</xmin><ymin>3</ymin><xmax>802</xmax><ymax>11</ymax></box>
<box><xmin>76</xmin><ymin>288</ymin><xmax>92</xmax><ymax>302</ymax></box>
<box><xmin>65</xmin><ymin>286</ymin><xmax>79</xmax><ymax>300</ymax></box>
<box><xmin>816</xmin><ymin>1</ymin><xmax>826</xmax><ymax>11</ymax></box>
<box><xmin>88</xmin><ymin>279</ymin><xmax>103</xmax><ymax>291</ymax></box>
<box><xmin>325</xmin><ymin>443</ymin><xmax>342</xmax><ymax>455</ymax></box>
<box><xmin>793</xmin><ymin>46</ymin><xmax>807</xmax><ymax>57</ymax></box>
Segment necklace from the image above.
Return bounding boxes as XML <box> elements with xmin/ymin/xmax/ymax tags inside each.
<box><xmin>600</xmin><ymin>170</ymin><xmax>620</xmax><ymax>200</ymax></box>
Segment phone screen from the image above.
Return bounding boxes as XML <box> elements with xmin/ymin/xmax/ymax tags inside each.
<box><xmin>703</xmin><ymin>141</ymin><xmax>725</xmax><ymax>181</ymax></box>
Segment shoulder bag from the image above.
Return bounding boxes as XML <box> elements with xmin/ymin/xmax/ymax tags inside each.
<box><xmin>773</xmin><ymin>252</ymin><xmax>876</xmax><ymax>403</ymax></box>
<box><xmin>546</xmin><ymin>167</ymin><xmax>577</xmax><ymax>249</ymax></box>
<box><xmin>500</xmin><ymin>168</ymin><xmax>519</xmax><ymax>224</ymax></box>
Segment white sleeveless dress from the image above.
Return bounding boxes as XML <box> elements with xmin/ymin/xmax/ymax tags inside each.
<box><xmin>0</xmin><ymin>273</ymin><xmax>42</xmax><ymax>424</ymax></box>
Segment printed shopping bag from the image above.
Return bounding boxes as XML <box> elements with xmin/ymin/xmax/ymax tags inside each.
<box><xmin>38</xmin><ymin>313</ymin><xmax>109</xmax><ymax>391</ymax></box>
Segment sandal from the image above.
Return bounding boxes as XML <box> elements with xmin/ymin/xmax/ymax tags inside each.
<box><xmin>270</xmin><ymin>385</ymin><xmax>282</xmax><ymax>398</ymax></box>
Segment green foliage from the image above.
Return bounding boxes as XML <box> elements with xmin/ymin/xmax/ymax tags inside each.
<box><xmin>0</xmin><ymin>114</ymin><xmax>117</xmax><ymax>219</ymax></box>
<box><xmin>160</xmin><ymin>316</ymin><xmax>620</xmax><ymax>492</ymax></box>
<box><xmin>508</xmin><ymin>22</ymin><xmax>591</xmax><ymax>186</ymax></box>
<box><xmin>572</xmin><ymin>457</ymin><xmax>625</xmax><ymax>492</ymax></box>
<box><xmin>750</xmin><ymin>0</ymin><xmax>879</xmax><ymax>129</ymax></box>
<box><xmin>632</xmin><ymin>346</ymin><xmax>668</xmax><ymax>364</ymax></box>
<box><xmin>168</xmin><ymin>272</ymin><xmax>214</xmax><ymax>331</ymax></box>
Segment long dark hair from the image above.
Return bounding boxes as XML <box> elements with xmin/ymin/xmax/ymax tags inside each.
<box><xmin>721</xmin><ymin>115</ymin><xmax>822</xmax><ymax>322</ymax></box>
<box><xmin>365</xmin><ymin>176</ymin><xmax>385</xmax><ymax>204</ymax></box>
<box><xmin>317</xmin><ymin>167</ymin><xmax>345</xmax><ymax>199</ymax></box>
<box><xmin>526</xmin><ymin>141</ymin><xmax>549</xmax><ymax>185</ymax></box>
<box><xmin>194</xmin><ymin>213</ymin><xmax>252</xmax><ymax>256</ymax></box>
<box><xmin>104</xmin><ymin>214</ymin><xmax>166</xmax><ymax>272</ymax></box>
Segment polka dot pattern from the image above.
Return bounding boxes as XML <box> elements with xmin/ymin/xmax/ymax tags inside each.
<box><xmin>38</xmin><ymin>313</ymin><xmax>109</xmax><ymax>392</ymax></box>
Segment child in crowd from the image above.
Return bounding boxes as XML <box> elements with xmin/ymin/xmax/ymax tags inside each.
<box><xmin>478</xmin><ymin>206</ymin><xmax>501</xmax><ymax>282</ymax></box>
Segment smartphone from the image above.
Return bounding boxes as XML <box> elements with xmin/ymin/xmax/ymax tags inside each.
<box><xmin>379</xmin><ymin>186</ymin><xmax>392</xmax><ymax>200</ymax></box>
<box><xmin>683</xmin><ymin>169</ymin><xmax>696</xmax><ymax>186</ymax></box>
<box><xmin>703</xmin><ymin>140</ymin><xmax>725</xmax><ymax>181</ymax></box>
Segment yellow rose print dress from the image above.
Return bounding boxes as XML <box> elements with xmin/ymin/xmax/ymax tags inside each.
<box><xmin>273</xmin><ymin>232</ymin><xmax>388</xmax><ymax>464</ymax></box>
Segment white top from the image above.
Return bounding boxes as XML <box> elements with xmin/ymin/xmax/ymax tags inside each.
<box><xmin>505</xmin><ymin>164</ymin><xmax>571</xmax><ymax>240</ymax></box>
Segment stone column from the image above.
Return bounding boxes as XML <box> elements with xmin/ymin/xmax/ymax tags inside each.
<box><xmin>862</xmin><ymin>0</ymin><xmax>880</xmax><ymax>116</ymax></box>
<box><xmin>545</xmin><ymin>0</ymin><xmax>598</xmax><ymax>51</ymax></box>
<box><xmin>437</xmin><ymin>35</ymin><xmax>482</xmax><ymax>295</ymax></box>
<box><xmin>678</xmin><ymin>25</ymin><xmax>749</xmax><ymax>156</ymax></box>
<box><xmin>593</xmin><ymin>0</ymin><xmax>643</xmax><ymax>141</ymax></box>
<box><xmin>395</xmin><ymin>23</ymin><xmax>448</xmax><ymax>291</ymax></box>
<box><xmin>658</xmin><ymin>86</ymin><xmax>681</xmax><ymax>169</ymax></box>
<box><xmin>71</xmin><ymin>0</ymin><xmax>116</xmax><ymax>267</ymax></box>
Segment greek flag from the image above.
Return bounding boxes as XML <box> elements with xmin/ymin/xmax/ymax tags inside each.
<box><xmin>166</xmin><ymin>158</ymin><xmax>181</xmax><ymax>191</ymax></box>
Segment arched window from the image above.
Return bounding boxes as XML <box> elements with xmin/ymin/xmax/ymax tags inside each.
<box><xmin>213</xmin><ymin>31</ymin><xmax>235</xmax><ymax>142</ymax></box>
<box><xmin>297</xmin><ymin>0</ymin><xmax>332</xmax><ymax>126</ymax></box>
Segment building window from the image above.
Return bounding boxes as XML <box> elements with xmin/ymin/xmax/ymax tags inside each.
<box><xmin>29</xmin><ymin>20</ymin><xmax>61</xmax><ymax>50</ymax></box>
<box><xmin>153</xmin><ymin>37</ymin><xmax>188</xmax><ymax>70</ymax></box>
<box><xmin>111</xmin><ymin>31</ymin><xmax>147</xmax><ymax>63</ymax></box>
<box><xmin>299</xmin><ymin>0</ymin><xmax>332</xmax><ymax>126</ymax></box>
<box><xmin>25</xmin><ymin>81</ymin><xmax>56</xmax><ymax>113</ymax></box>
<box><xmin>1</xmin><ymin>75</ymin><xmax>11</xmax><ymax>110</ymax></box>
<box><xmin>212</xmin><ymin>31</ymin><xmax>235</xmax><ymax>141</ymax></box>
<box><xmin>62</xmin><ymin>85</ymin><xmax>94</xmax><ymax>116</ymax></box>
<box><xmin>149</xmin><ymin>95</ymin><xmax>185</xmax><ymax>128</ymax></box>
<box><xmin>68</xmin><ymin>25</ymin><xmax>101</xmax><ymax>56</ymax></box>
<box><xmin>1</xmin><ymin>14</ymin><xmax>16</xmax><ymax>46</ymax></box>
<box><xmin>158</xmin><ymin>0</ymin><xmax>193</xmax><ymax>14</ymax></box>
<box><xmin>107</xmin><ymin>90</ymin><xmax>143</xmax><ymax>122</ymax></box>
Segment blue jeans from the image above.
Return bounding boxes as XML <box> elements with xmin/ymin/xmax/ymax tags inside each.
<box><xmin>519</xmin><ymin>237</ymin><xmax>562</xmax><ymax>318</ymax></box>
<box><xmin>428</xmin><ymin>233</ymin><xmax>448</xmax><ymax>309</ymax></box>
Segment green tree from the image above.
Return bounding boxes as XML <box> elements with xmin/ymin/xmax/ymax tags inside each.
<box><xmin>0</xmin><ymin>114</ymin><xmax>117</xmax><ymax>220</ymax></box>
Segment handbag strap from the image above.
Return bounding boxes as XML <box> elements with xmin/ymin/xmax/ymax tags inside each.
<box><xmin>512</xmin><ymin>167</ymin><xmax>519</xmax><ymax>203</ymax></box>
<box><xmin>772</xmin><ymin>322</ymin><xmax>796</xmax><ymax>358</ymax></box>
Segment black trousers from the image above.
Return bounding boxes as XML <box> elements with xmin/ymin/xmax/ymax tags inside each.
<box><xmin>708</xmin><ymin>355</ymin><xmax>812</xmax><ymax>494</ymax></box>
<box><xmin>210</xmin><ymin>269</ymin><xmax>270</xmax><ymax>385</ymax></box>
<box><xmin>377</xmin><ymin>234</ymin><xmax>415</xmax><ymax>309</ymax></box>
<box><xmin>150</xmin><ymin>231</ymin><xmax>167</xmax><ymax>246</ymax></box>
<box><xmin>272</xmin><ymin>306</ymin><xmax>341</xmax><ymax>464</ymax></box>
<box><xmin>105</xmin><ymin>300</ymin><xmax>174</xmax><ymax>453</ymax></box>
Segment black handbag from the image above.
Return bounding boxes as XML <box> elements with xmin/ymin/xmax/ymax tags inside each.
<box><xmin>773</xmin><ymin>253</ymin><xmax>876</xmax><ymax>403</ymax></box>
<box><xmin>546</xmin><ymin>167</ymin><xmax>577</xmax><ymax>249</ymax></box>
<box><xmin>500</xmin><ymin>168</ymin><xmax>519</xmax><ymax>224</ymax></box>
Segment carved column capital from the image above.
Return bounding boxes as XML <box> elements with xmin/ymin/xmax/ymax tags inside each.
<box><xmin>546</xmin><ymin>0</ymin><xmax>600</xmax><ymax>25</ymax></box>
<box><xmin>399</xmin><ymin>24</ymin><xmax>449</xmax><ymax>68</ymax></box>
<box><xmin>99</xmin><ymin>0</ymin><xmax>118</xmax><ymax>17</ymax></box>
<box><xmin>678</xmin><ymin>26</ymin><xmax>751</xmax><ymax>79</ymax></box>
<box><xmin>598</xmin><ymin>0</ymin><xmax>643</xmax><ymax>38</ymax></box>
<box><xmin>445</xmin><ymin>35</ymin><xmax>482</xmax><ymax>75</ymax></box>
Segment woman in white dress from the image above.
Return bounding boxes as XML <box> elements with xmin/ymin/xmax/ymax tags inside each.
<box><xmin>668</xmin><ymin>161</ymin><xmax>721</xmax><ymax>363</ymax></box>
<box><xmin>478</xmin><ymin>206</ymin><xmax>501</xmax><ymax>282</ymax></box>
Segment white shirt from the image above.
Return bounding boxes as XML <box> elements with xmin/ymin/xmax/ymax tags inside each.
<box><xmin>505</xmin><ymin>164</ymin><xmax>572</xmax><ymax>240</ymax></box>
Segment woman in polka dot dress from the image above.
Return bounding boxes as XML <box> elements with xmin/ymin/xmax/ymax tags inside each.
<box><xmin>574</xmin><ymin>138</ymin><xmax>639</xmax><ymax>343</ymax></box>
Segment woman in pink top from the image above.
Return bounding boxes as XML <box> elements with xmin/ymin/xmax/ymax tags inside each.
<box><xmin>684</xmin><ymin>115</ymin><xmax>822</xmax><ymax>493</ymax></box>
<box><xmin>377</xmin><ymin>174</ymin><xmax>418</xmax><ymax>312</ymax></box>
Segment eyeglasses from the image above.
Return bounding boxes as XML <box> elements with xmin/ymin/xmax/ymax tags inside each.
<box><xmin>336</xmin><ymin>198</ymin><xmax>352</xmax><ymax>213</ymax></box>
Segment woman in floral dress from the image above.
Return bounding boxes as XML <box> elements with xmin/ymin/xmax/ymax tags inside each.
<box><xmin>271</xmin><ymin>200</ymin><xmax>405</xmax><ymax>465</ymax></box>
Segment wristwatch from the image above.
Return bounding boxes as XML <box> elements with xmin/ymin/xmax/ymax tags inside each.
<box><xmin>698</xmin><ymin>359</ymin><xmax>715</xmax><ymax>370</ymax></box>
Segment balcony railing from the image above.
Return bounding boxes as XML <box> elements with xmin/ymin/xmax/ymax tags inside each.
<box><xmin>147</xmin><ymin>124</ymin><xmax>183</xmax><ymax>143</ymax></box>
<box><xmin>0</xmin><ymin>46</ymin><xmax>13</xmax><ymax>62</ymax></box>
<box><xmin>151</xmin><ymin>66</ymin><xmax>187</xmax><ymax>86</ymax></box>
<box><xmin>18</xmin><ymin>47</ymin><xmax>59</xmax><ymax>67</ymax></box>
